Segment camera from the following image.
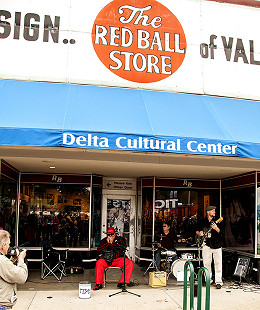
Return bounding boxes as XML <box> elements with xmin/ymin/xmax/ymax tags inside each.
<box><xmin>7</xmin><ymin>246</ymin><xmax>28</xmax><ymax>265</ymax></box>
<box><xmin>7</xmin><ymin>246</ymin><xmax>24</xmax><ymax>259</ymax></box>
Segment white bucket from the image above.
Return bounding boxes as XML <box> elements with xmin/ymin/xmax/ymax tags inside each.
<box><xmin>79</xmin><ymin>281</ymin><xmax>91</xmax><ymax>299</ymax></box>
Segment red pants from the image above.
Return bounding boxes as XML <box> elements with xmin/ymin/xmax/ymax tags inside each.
<box><xmin>95</xmin><ymin>257</ymin><xmax>134</xmax><ymax>285</ymax></box>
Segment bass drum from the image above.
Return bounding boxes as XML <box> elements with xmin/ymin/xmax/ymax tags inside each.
<box><xmin>171</xmin><ymin>259</ymin><xmax>189</xmax><ymax>279</ymax></box>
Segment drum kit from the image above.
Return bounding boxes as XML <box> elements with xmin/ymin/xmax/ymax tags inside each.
<box><xmin>160</xmin><ymin>251</ymin><xmax>197</xmax><ymax>279</ymax></box>
<box><xmin>143</xmin><ymin>237</ymin><xmax>200</xmax><ymax>280</ymax></box>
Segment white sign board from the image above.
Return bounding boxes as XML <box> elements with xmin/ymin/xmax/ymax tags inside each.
<box><xmin>0</xmin><ymin>0</ymin><xmax>259</xmax><ymax>100</ymax></box>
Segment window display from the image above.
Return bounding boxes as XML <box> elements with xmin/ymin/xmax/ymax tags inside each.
<box><xmin>141</xmin><ymin>181</ymin><xmax>219</xmax><ymax>247</ymax></box>
<box><xmin>91</xmin><ymin>186</ymin><xmax>102</xmax><ymax>248</ymax></box>
<box><xmin>141</xmin><ymin>188</ymin><xmax>153</xmax><ymax>246</ymax></box>
<box><xmin>0</xmin><ymin>180</ymin><xmax>17</xmax><ymax>245</ymax></box>
<box><xmin>107</xmin><ymin>199</ymin><xmax>130</xmax><ymax>245</ymax></box>
<box><xmin>222</xmin><ymin>186</ymin><xmax>255</xmax><ymax>253</ymax></box>
<box><xmin>258</xmin><ymin>186</ymin><xmax>260</xmax><ymax>255</ymax></box>
<box><xmin>19</xmin><ymin>184</ymin><xmax>91</xmax><ymax>248</ymax></box>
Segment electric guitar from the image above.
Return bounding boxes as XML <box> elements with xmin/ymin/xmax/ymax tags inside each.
<box><xmin>196</xmin><ymin>217</ymin><xmax>223</xmax><ymax>247</ymax></box>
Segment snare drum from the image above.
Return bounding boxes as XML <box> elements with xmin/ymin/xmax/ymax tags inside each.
<box><xmin>181</xmin><ymin>253</ymin><xmax>194</xmax><ymax>260</ymax></box>
<box><xmin>161</xmin><ymin>250</ymin><xmax>177</xmax><ymax>256</ymax></box>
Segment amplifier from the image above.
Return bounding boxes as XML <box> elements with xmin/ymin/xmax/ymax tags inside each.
<box><xmin>149</xmin><ymin>271</ymin><xmax>167</xmax><ymax>287</ymax></box>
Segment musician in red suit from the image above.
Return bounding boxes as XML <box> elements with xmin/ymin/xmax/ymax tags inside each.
<box><xmin>93</xmin><ymin>227</ymin><xmax>134</xmax><ymax>290</ymax></box>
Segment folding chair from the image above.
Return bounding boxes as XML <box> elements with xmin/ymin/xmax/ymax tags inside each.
<box><xmin>41</xmin><ymin>240</ymin><xmax>68</xmax><ymax>281</ymax></box>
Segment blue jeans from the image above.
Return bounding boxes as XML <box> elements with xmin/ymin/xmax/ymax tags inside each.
<box><xmin>155</xmin><ymin>248</ymin><xmax>177</xmax><ymax>271</ymax></box>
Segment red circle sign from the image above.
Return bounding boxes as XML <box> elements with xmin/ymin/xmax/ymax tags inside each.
<box><xmin>92</xmin><ymin>0</ymin><xmax>187</xmax><ymax>83</ymax></box>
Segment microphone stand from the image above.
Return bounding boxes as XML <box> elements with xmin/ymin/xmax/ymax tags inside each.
<box><xmin>109</xmin><ymin>249</ymin><xmax>141</xmax><ymax>298</ymax></box>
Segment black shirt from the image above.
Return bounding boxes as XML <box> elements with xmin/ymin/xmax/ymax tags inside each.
<box><xmin>196</xmin><ymin>217</ymin><xmax>223</xmax><ymax>249</ymax></box>
<box><xmin>156</xmin><ymin>230</ymin><xmax>176</xmax><ymax>250</ymax></box>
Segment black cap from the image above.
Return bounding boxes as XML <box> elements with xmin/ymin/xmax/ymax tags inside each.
<box><xmin>206</xmin><ymin>205</ymin><xmax>216</xmax><ymax>212</ymax></box>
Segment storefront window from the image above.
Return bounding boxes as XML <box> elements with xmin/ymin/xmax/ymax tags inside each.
<box><xmin>19</xmin><ymin>183</ymin><xmax>90</xmax><ymax>248</ymax></box>
<box><xmin>0</xmin><ymin>180</ymin><xmax>17</xmax><ymax>245</ymax></box>
<box><xmin>141</xmin><ymin>188</ymin><xmax>153</xmax><ymax>247</ymax></box>
<box><xmin>222</xmin><ymin>186</ymin><xmax>255</xmax><ymax>253</ymax></box>
<box><xmin>155</xmin><ymin>188</ymin><xmax>218</xmax><ymax>242</ymax></box>
<box><xmin>154</xmin><ymin>189</ymin><xmax>179</xmax><ymax>237</ymax></box>
<box><xmin>91</xmin><ymin>186</ymin><xmax>102</xmax><ymax>247</ymax></box>
<box><xmin>258</xmin><ymin>186</ymin><xmax>260</xmax><ymax>255</ymax></box>
<box><xmin>141</xmin><ymin>184</ymin><xmax>219</xmax><ymax>247</ymax></box>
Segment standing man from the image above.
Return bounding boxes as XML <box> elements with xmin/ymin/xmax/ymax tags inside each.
<box><xmin>0</xmin><ymin>230</ymin><xmax>28</xmax><ymax>309</ymax></box>
<box><xmin>154</xmin><ymin>222</ymin><xmax>177</xmax><ymax>271</ymax></box>
<box><xmin>196</xmin><ymin>206</ymin><xmax>223</xmax><ymax>289</ymax></box>
<box><xmin>93</xmin><ymin>227</ymin><xmax>134</xmax><ymax>290</ymax></box>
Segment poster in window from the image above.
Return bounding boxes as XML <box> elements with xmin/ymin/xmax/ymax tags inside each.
<box><xmin>107</xmin><ymin>199</ymin><xmax>130</xmax><ymax>238</ymax></box>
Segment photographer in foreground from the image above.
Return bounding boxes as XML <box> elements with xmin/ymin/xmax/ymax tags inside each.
<box><xmin>0</xmin><ymin>230</ymin><xmax>28</xmax><ymax>309</ymax></box>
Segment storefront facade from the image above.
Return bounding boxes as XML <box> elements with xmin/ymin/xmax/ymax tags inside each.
<box><xmin>1</xmin><ymin>159</ymin><xmax>260</xmax><ymax>267</ymax></box>
<box><xmin>1</xmin><ymin>0</ymin><xmax>260</xmax><ymax>274</ymax></box>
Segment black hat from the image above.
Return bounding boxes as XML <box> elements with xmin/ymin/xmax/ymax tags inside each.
<box><xmin>206</xmin><ymin>205</ymin><xmax>216</xmax><ymax>212</ymax></box>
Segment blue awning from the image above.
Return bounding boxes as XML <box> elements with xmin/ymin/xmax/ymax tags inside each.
<box><xmin>0</xmin><ymin>79</ymin><xmax>260</xmax><ymax>159</ymax></box>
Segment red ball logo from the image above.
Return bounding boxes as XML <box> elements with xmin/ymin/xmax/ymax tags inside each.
<box><xmin>92</xmin><ymin>0</ymin><xmax>187</xmax><ymax>83</ymax></box>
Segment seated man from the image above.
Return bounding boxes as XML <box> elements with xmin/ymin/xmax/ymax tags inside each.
<box><xmin>154</xmin><ymin>221</ymin><xmax>177</xmax><ymax>271</ymax></box>
<box><xmin>93</xmin><ymin>227</ymin><xmax>134</xmax><ymax>290</ymax></box>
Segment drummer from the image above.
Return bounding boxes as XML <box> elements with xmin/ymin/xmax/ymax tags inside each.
<box><xmin>154</xmin><ymin>222</ymin><xmax>178</xmax><ymax>271</ymax></box>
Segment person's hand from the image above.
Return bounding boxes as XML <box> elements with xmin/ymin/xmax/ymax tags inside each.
<box><xmin>107</xmin><ymin>234</ymin><xmax>115</xmax><ymax>244</ymax></box>
<box><xmin>10</xmin><ymin>249</ymin><xmax>20</xmax><ymax>262</ymax></box>
<box><xmin>157</xmin><ymin>243</ymin><xmax>162</xmax><ymax>248</ymax></box>
<box><xmin>198</xmin><ymin>231</ymin><xmax>204</xmax><ymax>237</ymax></box>
<box><xmin>212</xmin><ymin>223</ymin><xmax>220</xmax><ymax>233</ymax></box>
<box><xmin>19</xmin><ymin>250</ymin><xmax>27</xmax><ymax>260</ymax></box>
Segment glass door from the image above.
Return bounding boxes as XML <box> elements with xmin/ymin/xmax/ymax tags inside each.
<box><xmin>107</xmin><ymin>199</ymin><xmax>130</xmax><ymax>242</ymax></box>
<box><xmin>102</xmin><ymin>195</ymin><xmax>135</xmax><ymax>260</ymax></box>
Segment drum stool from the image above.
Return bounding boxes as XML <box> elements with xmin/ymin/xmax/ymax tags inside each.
<box><xmin>103</xmin><ymin>266</ymin><xmax>123</xmax><ymax>287</ymax></box>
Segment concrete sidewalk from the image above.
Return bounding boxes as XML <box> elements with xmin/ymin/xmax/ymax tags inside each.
<box><xmin>11</xmin><ymin>267</ymin><xmax>260</xmax><ymax>310</ymax></box>
<box><xmin>13</xmin><ymin>284</ymin><xmax>260</xmax><ymax>310</ymax></box>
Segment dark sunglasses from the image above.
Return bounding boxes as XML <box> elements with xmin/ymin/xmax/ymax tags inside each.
<box><xmin>107</xmin><ymin>233</ymin><xmax>115</xmax><ymax>236</ymax></box>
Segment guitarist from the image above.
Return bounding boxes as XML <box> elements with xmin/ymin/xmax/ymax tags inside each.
<box><xmin>196</xmin><ymin>206</ymin><xmax>223</xmax><ymax>289</ymax></box>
